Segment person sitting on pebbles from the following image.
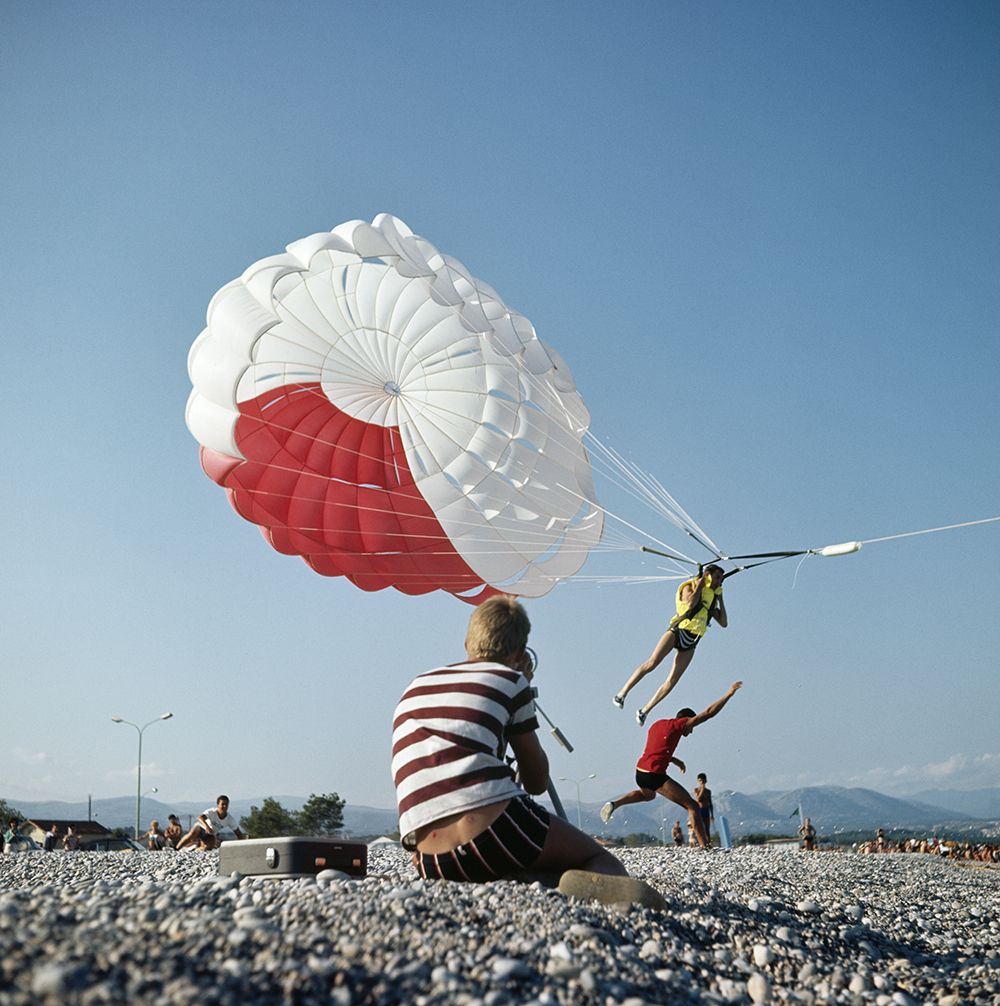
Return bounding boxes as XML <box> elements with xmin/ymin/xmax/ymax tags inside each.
<box><xmin>601</xmin><ymin>681</ymin><xmax>743</xmax><ymax>847</ymax></box>
<box><xmin>176</xmin><ymin>795</ymin><xmax>245</xmax><ymax>850</ymax></box>
<box><xmin>392</xmin><ymin>595</ymin><xmax>663</xmax><ymax>907</ymax></box>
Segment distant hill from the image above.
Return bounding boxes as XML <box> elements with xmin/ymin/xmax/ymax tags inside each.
<box><xmin>906</xmin><ymin>787</ymin><xmax>1000</xmax><ymax>821</ymax></box>
<box><xmin>747</xmin><ymin>786</ymin><xmax>977</xmax><ymax>830</ymax></box>
<box><xmin>10</xmin><ymin>785</ymin><xmax>996</xmax><ymax>839</ymax></box>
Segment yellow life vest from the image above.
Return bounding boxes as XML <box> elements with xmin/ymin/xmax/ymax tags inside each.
<box><xmin>674</xmin><ymin>577</ymin><xmax>719</xmax><ymax>637</ymax></box>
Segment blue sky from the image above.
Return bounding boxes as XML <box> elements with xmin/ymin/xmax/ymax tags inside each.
<box><xmin>3</xmin><ymin>2</ymin><xmax>997</xmax><ymax>816</ymax></box>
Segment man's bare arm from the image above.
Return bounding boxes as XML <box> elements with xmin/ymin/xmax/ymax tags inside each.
<box><xmin>687</xmin><ymin>681</ymin><xmax>742</xmax><ymax>729</ymax></box>
<box><xmin>508</xmin><ymin>730</ymin><xmax>549</xmax><ymax>795</ymax></box>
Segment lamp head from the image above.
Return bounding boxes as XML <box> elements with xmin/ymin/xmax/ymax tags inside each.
<box><xmin>160</xmin><ymin>713</ymin><xmax>173</xmax><ymax>720</ymax></box>
<box><xmin>111</xmin><ymin>716</ymin><xmax>123</xmax><ymax>723</ymax></box>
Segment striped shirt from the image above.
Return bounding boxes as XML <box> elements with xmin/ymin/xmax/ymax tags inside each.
<box><xmin>392</xmin><ymin>661</ymin><xmax>539</xmax><ymax>848</ymax></box>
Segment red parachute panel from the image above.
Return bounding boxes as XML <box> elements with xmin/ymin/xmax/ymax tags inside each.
<box><xmin>201</xmin><ymin>383</ymin><xmax>495</xmax><ymax>603</ymax></box>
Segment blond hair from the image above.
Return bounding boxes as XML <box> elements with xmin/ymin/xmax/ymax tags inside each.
<box><xmin>465</xmin><ymin>595</ymin><xmax>530</xmax><ymax>662</ymax></box>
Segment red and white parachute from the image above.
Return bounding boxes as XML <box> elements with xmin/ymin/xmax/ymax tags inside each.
<box><xmin>185</xmin><ymin>214</ymin><xmax>603</xmax><ymax>603</ymax></box>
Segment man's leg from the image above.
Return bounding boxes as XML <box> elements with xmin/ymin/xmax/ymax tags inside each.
<box><xmin>657</xmin><ymin>777</ymin><xmax>708</xmax><ymax>847</ymax></box>
<box><xmin>175</xmin><ymin>825</ymin><xmax>205</xmax><ymax>850</ymax></box>
<box><xmin>533</xmin><ymin>816</ymin><xmax>627</xmax><ymax>876</ymax></box>
<box><xmin>604</xmin><ymin>787</ymin><xmax>657</xmax><ymax>815</ymax></box>
<box><xmin>615</xmin><ymin>630</ymin><xmax>677</xmax><ymax>703</ymax></box>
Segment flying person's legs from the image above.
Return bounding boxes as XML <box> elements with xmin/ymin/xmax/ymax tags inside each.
<box><xmin>635</xmin><ymin>647</ymin><xmax>696</xmax><ymax>724</ymax></box>
<box><xmin>613</xmin><ymin>630</ymin><xmax>678</xmax><ymax>709</ymax></box>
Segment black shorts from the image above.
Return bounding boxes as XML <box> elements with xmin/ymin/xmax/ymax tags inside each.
<box><xmin>636</xmin><ymin>769</ymin><xmax>668</xmax><ymax>791</ymax></box>
<box><xmin>673</xmin><ymin>626</ymin><xmax>701</xmax><ymax>652</ymax></box>
<box><xmin>414</xmin><ymin>795</ymin><xmax>551</xmax><ymax>882</ymax></box>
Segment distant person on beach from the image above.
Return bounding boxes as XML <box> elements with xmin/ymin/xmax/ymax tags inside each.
<box><xmin>693</xmin><ymin>772</ymin><xmax>714</xmax><ymax>845</ymax></box>
<box><xmin>43</xmin><ymin>824</ymin><xmax>59</xmax><ymax>851</ymax></box>
<box><xmin>392</xmin><ymin>595</ymin><xmax>633</xmax><ymax>890</ymax></box>
<box><xmin>62</xmin><ymin>826</ymin><xmax>79</xmax><ymax>851</ymax></box>
<box><xmin>3</xmin><ymin>819</ymin><xmax>24</xmax><ymax>853</ymax></box>
<box><xmin>613</xmin><ymin>565</ymin><xmax>728</xmax><ymax>726</ymax></box>
<box><xmin>600</xmin><ymin>682</ymin><xmax>743</xmax><ymax>847</ymax></box>
<box><xmin>176</xmin><ymin>796</ymin><xmax>245</xmax><ymax>850</ymax></box>
<box><xmin>798</xmin><ymin>817</ymin><xmax>817</xmax><ymax>851</ymax></box>
<box><xmin>146</xmin><ymin>820</ymin><xmax>166</xmax><ymax>851</ymax></box>
<box><xmin>671</xmin><ymin>821</ymin><xmax>683</xmax><ymax>846</ymax></box>
<box><xmin>164</xmin><ymin>815</ymin><xmax>182</xmax><ymax>849</ymax></box>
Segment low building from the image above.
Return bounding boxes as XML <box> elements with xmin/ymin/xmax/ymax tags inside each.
<box><xmin>24</xmin><ymin>820</ymin><xmax>112</xmax><ymax>850</ymax></box>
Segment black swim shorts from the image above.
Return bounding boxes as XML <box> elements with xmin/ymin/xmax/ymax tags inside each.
<box><xmin>414</xmin><ymin>795</ymin><xmax>551</xmax><ymax>882</ymax></box>
<box><xmin>636</xmin><ymin>768</ymin><xmax>668</xmax><ymax>791</ymax></box>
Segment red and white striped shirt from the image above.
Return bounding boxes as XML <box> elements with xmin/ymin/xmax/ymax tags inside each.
<box><xmin>392</xmin><ymin>661</ymin><xmax>539</xmax><ymax>847</ymax></box>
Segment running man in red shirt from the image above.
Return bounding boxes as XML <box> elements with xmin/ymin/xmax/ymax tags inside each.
<box><xmin>599</xmin><ymin>681</ymin><xmax>742</xmax><ymax>847</ymax></box>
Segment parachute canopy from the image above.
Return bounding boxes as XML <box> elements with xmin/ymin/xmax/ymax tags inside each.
<box><xmin>186</xmin><ymin>214</ymin><xmax>603</xmax><ymax>602</ymax></box>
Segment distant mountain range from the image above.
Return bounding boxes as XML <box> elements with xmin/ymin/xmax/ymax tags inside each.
<box><xmin>9</xmin><ymin>786</ymin><xmax>998</xmax><ymax>839</ymax></box>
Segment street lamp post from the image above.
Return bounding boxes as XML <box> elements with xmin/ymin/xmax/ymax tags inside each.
<box><xmin>111</xmin><ymin>713</ymin><xmax>173</xmax><ymax>839</ymax></box>
<box><xmin>558</xmin><ymin>773</ymin><xmax>597</xmax><ymax>830</ymax></box>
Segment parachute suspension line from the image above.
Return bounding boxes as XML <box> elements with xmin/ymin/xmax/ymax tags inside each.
<box><xmin>791</xmin><ymin>552</ymin><xmax>812</xmax><ymax>590</ymax></box>
<box><xmin>586</xmin><ymin>437</ymin><xmax>684</xmax><ymax>530</ymax></box>
<box><xmin>859</xmin><ymin>516</ymin><xmax>1000</xmax><ymax>546</ymax></box>
<box><xmin>507</xmin><ymin>363</ymin><xmax>732</xmax><ymax>576</ymax></box>
<box><xmin>581</xmin><ymin>432</ymin><xmax>723</xmax><ymax>560</ymax></box>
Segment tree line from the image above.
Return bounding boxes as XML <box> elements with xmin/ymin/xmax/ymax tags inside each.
<box><xmin>238</xmin><ymin>793</ymin><xmax>345</xmax><ymax>838</ymax></box>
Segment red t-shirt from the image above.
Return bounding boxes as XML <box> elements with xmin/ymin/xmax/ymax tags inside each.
<box><xmin>636</xmin><ymin>717</ymin><xmax>689</xmax><ymax>774</ymax></box>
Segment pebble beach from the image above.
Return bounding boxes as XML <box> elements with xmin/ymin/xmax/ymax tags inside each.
<box><xmin>1</xmin><ymin>846</ymin><xmax>997</xmax><ymax>1005</ymax></box>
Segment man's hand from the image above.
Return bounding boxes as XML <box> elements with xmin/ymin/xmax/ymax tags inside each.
<box><xmin>672</xmin><ymin>757</ymin><xmax>686</xmax><ymax>774</ymax></box>
<box><xmin>729</xmin><ymin>681</ymin><xmax>742</xmax><ymax>695</ymax></box>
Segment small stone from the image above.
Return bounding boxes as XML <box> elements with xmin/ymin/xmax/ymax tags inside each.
<box><xmin>747</xmin><ymin>972</ymin><xmax>771</xmax><ymax>1004</ymax></box>
<box><xmin>796</xmin><ymin>899</ymin><xmax>821</xmax><ymax>914</ymax></box>
<box><xmin>891</xmin><ymin>994</ymin><xmax>917</xmax><ymax>1006</ymax></box>
<box><xmin>753</xmin><ymin>944</ymin><xmax>774</xmax><ymax>967</ymax></box>
<box><xmin>639</xmin><ymin>939</ymin><xmax>661</xmax><ymax>960</ymax></box>
<box><xmin>849</xmin><ymin>973</ymin><xmax>870</xmax><ymax>993</ymax></box>
<box><xmin>31</xmin><ymin>963</ymin><xmax>70</xmax><ymax>998</ymax></box>
<box><xmin>316</xmin><ymin>868</ymin><xmax>350</xmax><ymax>885</ymax></box>
<box><xmin>492</xmin><ymin>957</ymin><xmax>531</xmax><ymax>980</ymax></box>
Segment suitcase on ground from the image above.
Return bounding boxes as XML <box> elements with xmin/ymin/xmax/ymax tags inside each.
<box><xmin>218</xmin><ymin>836</ymin><xmax>367</xmax><ymax>878</ymax></box>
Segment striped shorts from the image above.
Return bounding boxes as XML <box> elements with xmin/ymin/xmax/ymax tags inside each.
<box><xmin>415</xmin><ymin>795</ymin><xmax>551</xmax><ymax>882</ymax></box>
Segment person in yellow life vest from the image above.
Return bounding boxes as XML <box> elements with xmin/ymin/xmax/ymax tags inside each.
<box><xmin>612</xmin><ymin>564</ymin><xmax>728</xmax><ymax>726</ymax></box>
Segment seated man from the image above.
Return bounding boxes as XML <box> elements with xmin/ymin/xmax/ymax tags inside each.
<box><xmin>146</xmin><ymin>820</ymin><xmax>166</xmax><ymax>850</ymax></box>
<box><xmin>176</xmin><ymin>795</ymin><xmax>245</xmax><ymax>850</ymax></box>
<box><xmin>163</xmin><ymin>815</ymin><xmax>183</xmax><ymax>849</ymax></box>
<box><xmin>392</xmin><ymin>595</ymin><xmax>629</xmax><ymax>888</ymax></box>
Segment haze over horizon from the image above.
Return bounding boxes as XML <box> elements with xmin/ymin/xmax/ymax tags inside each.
<box><xmin>4</xmin><ymin>3</ymin><xmax>997</xmax><ymax>812</ymax></box>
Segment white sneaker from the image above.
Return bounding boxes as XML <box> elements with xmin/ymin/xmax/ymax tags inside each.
<box><xmin>600</xmin><ymin>801</ymin><xmax>615</xmax><ymax>823</ymax></box>
<box><xmin>612</xmin><ymin>694</ymin><xmax>624</xmax><ymax>710</ymax></box>
<box><xmin>636</xmin><ymin>708</ymin><xmax>647</xmax><ymax>727</ymax></box>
